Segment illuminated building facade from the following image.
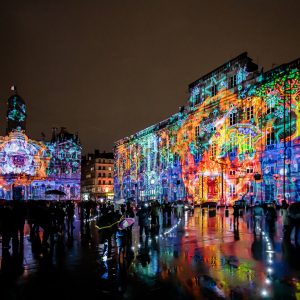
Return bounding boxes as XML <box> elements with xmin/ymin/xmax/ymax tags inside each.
<box><xmin>114</xmin><ymin>53</ymin><xmax>300</xmax><ymax>205</ymax></box>
<box><xmin>1</xmin><ymin>94</ymin><xmax>81</xmax><ymax>200</ymax></box>
<box><xmin>81</xmin><ymin>150</ymin><xmax>114</xmax><ymax>201</ymax></box>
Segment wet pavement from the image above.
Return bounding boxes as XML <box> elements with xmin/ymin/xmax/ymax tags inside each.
<box><xmin>1</xmin><ymin>207</ymin><xmax>300</xmax><ymax>300</ymax></box>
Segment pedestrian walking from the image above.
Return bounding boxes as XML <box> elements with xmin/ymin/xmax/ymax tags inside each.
<box><xmin>233</xmin><ymin>203</ymin><xmax>240</xmax><ymax>228</ymax></box>
<box><xmin>40</xmin><ymin>202</ymin><xmax>54</xmax><ymax>248</ymax></box>
<box><xmin>150</xmin><ymin>200</ymin><xmax>160</xmax><ymax>226</ymax></box>
<box><xmin>177</xmin><ymin>203</ymin><xmax>184</xmax><ymax>218</ymax></box>
<box><xmin>136</xmin><ymin>203</ymin><xmax>151</xmax><ymax>236</ymax></box>
<box><xmin>287</xmin><ymin>202</ymin><xmax>300</xmax><ymax>240</ymax></box>
<box><xmin>56</xmin><ymin>205</ymin><xmax>65</xmax><ymax>235</ymax></box>
<box><xmin>0</xmin><ymin>202</ymin><xmax>13</xmax><ymax>249</ymax></box>
<box><xmin>121</xmin><ymin>203</ymin><xmax>126</xmax><ymax>216</ymax></box>
<box><xmin>66</xmin><ymin>201</ymin><xmax>75</xmax><ymax>233</ymax></box>
<box><xmin>266</xmin><ymin>204</ymin><xmax>277</xmax><ymax>234</ymax></box>
<box><xmin>115</xmin><ymin>228</ymin><xmax>127</xmax><ymax>260</ymax></box>
<box><xmin>280</xmin><ymin>200</ymin><xmax>290</xmax><ymax>232</ymax></box>
<box><xmin>252</xmin><ymin>201</ymin><xmax>264</xmax><ymax>231</ymax></box>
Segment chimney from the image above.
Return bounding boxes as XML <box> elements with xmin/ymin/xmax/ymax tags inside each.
<box><xmin>41</xmin><ymin>132</ymin><xmax>45</xmax><ymax>143</ymax></box>
<box><xmin>95</xmin><ymin>149</ymin><xmax>100</xmax><ymax>158</ymax></box>
<box><xmin>52</xmin><ymin>127</ymin><xmax>57</xmax><ymax>142</ymax></box>
<box><xmin>103</xmin><ymin>151</ymin><xmax>106</xmax><ymax>154</ymax></box>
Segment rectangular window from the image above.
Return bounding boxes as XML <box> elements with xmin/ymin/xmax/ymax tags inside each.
<box><xmin>140</xmin><ymin>190</ymin><xmax>145</xmax><ymax>196</ymax></box>
<box><xmin>195</xmin><ymin>125</ymin><xmax>200</xmax><ymax>137</ymax></box>
<box><xmin>109</xmin><ymin>180</ymin><xmax>111</xmax><ymax>185</ymax></box>
<box><xmin>210</xmin><ymin>144</ymin><xmax>216</xmax><ymax>159</ymax></box>
<box><xmin>211</xmin><ymin>85</ymin><xmax>217</xmax><ymax>97</ymax></box>
<box><xmin>246</xmin><ymin>106</ymin><xmax>254</xmax><ymax>120</ymax></box>
<box><xmin>108</xmin><ymin>167</ymin><xmax>112</xmax><ymax>171</ymax></box>
<box><xmin>267</xmin><ymin>104</ymin><xmax>275</xmax><ymax>115</ymax></box>
<box><xmin>108</xmin><ymin>173</ymin><xmax>111</xmax><ymax>178</ymax></box>
<box><xmin>229</xmin><ymin>170</ymin><xmax>236</xmax><ymax>175</ymax></box>
<box><xmin>98</xmin><ymin>187</ymin><xmax>101</xmax><ymax>192</ymax></box>
<box><xmin>163</xmin><ymin>138</ymin><xmax>167</xmax><ymax>148</ymax></box>
<box><xmin>195</xmin><ymin>93</ymin><xmax>200</xmax><ymax>104</ymax></box>
<box><xmin>266</xmin><ymin>132</ymin><xmax>275</xmax><ymax>145</ymax></box>
<box><xmin>229</xmin><ymin>113</ymin><xmax>237</xmax><ymax>126</ymax></box>
<box><xmin>195</xmin><ymin>148</ymin><xmax>201</xmax><ymax>161</ymax></box>
<box><xmin>229</xmin><ymin>184</ymin><xmax>236</xmax><ymax>196</ymax></box>
<box><xmin>98</xmin><ymin>180</ymin><xmax>101</xmax><ymax>184</ymax></box>
<box><xmin>246</xmin><ymin>168</ymin><xmax>253</xmax><ymax>174</ymax></box>
<box><xmin>245</xmin><ymin>136</ymin><xmax>252</xmax><ymax>150</ymax></box>
<box><xmin>230</xmin><ymin>75</ymin><xmax>237</xmax><ymax>88</ymax></box>
<box><xmin>103</xmin><ymin>166</ymin><xmax>106</xmax><ymax>170</ymax></box>
<box><xmin>265</xmin><ymin>184</ymin><xmax>274</xmax><ymax>201</ymax></box>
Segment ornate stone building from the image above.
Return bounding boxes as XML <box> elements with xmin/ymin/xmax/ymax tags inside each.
<box><xmin>0</xmin><ymin>93</ymin><xmax>81</xmax><ymax>200</ymax></box>
<box><xmin>114</xmin><ymin>53</ymin><xmax>300</xmax><ymax>205</ymax></box>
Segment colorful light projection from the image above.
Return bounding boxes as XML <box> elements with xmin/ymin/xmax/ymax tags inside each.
<box><xmin>0</xmin><ymin>130</ymin><xmax>81</xmax><ymax>200</ymax></box>
<box><xmin>0</xmin><ymin>131</ymin><xmax>49</xmax><ymax>176</ymax></box>
<box><xmin>114</xmin><ymin>57</ymin><xmax>300</xmax><ymax>205</ymax></box>
<box><xmin>7</xmin><ymin>96</ymin><xmax>26</xmax><ymax>122</ymax></box>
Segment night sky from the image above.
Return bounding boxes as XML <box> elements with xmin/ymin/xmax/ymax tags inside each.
<box><xmin>1</xmin><ymin>0</ymin><xmax>300</xmax><ymax>155</ymax></box>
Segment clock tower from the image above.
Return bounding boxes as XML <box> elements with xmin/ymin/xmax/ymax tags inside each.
<box><xmin>6</xmin><ymin>94</ymin><xmax>27</xmax><ymax>133</ymax></box>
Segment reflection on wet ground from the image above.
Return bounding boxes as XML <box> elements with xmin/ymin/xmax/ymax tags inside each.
<box><xmin>1</xmin><ymin>207</ymin><xmax>300</xmax><ymax>300</ymax></box>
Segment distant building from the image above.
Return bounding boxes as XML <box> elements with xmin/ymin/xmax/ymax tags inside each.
<box><xmin>0</xmin><ymin>93</ymin><xmax>81</xmax><ymax>200</ymax></box>
<box><xmin>114</xmin><ymin>52</ymin><xmax>300</xmax><ymax>206</ymax></box>
<box><xmin>81</xmin><ymin>150</ymin><xmax>114</xmax><ymax>201</ymax></box>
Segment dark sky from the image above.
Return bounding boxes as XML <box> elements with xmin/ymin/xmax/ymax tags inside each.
<box><xmin>1</xmin><ymin>0</ymin><xmax>300</xmax><ymax>155</ymax></box>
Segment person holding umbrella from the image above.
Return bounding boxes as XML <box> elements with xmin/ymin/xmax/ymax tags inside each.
<box><xmin>96</xmin><ymin>211</ymin><xmax>123</xmax><ymax>260</ymax></box>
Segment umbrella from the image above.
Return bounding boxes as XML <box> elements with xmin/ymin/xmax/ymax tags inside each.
<box><xmin>115</xmin><ymin>199</ymin><xmax>125</xmax><ymax>204</ymax></box>
<box><xmin>96</xmin><ymin>212</ymin><xmax>123</xmax><ymax>230</ymax></box>
<box><xmin>118</xmin><ymin>218</ymin><xmax>135</xmax><ymax>229</ymax></box>
<box><xmin>45</xmin><ymin>190</ymin><xmax>66</xmax><ymax>196</ymax></box>
<box><xmin>288</xmin><ymin>202</ymin><xmax>300</xmax><ymax>219</ymax></box>
<box><xmin>176</xmin><ymin>200</ymin><xmax>185</xmax><ymax>205</ymax></box>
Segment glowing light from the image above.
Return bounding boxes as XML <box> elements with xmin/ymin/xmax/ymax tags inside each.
<box><xmin>114</xmin><ymin>57</ymin><xmax>300</xmax><ymax>206</ymax></box>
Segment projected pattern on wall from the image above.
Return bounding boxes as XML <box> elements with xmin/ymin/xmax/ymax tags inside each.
<box><xmin>0</xmin><ymin>130</ymin><xmax>81</xmax><ymax>200</ymax></box>
<box><xmin>114</xmin><ymin>54</ymin><xmax>300</xmax><ymax>205</ymax></box>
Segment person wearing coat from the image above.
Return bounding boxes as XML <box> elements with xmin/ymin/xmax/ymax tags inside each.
<box><xmin>150</xmin><ymin>201</ymin><xmax>160</xmax><ymax>226</ymax></box>
<box><xmin>253</xmin><ymin>201</ymin><xmax>264</xmax><ymax>231</ymax></box>
<box><xmin>177</xmin><ymin>204</ymin><xmax>184</xmax><ymax>218</ymax></box>
<box><xmin>232</xmin><ymin>203</ymin><xmax>240</xmax><ymax>228</ymax></box>
<box><xmin>136</xmin><ymin>203</ymin><xmax>151</xmax><ymax>236</ymax></box>
<box><xmin>266</xmin><ymin>205</ymin><xmax>277</xmax><ymax>234</ymax></box>
<box><xmin>280</xmin><ymin>200</ymin><xmax>290</xmax><ymax>232</ymax></box>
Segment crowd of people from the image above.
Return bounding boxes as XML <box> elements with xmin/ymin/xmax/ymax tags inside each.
<box><xmin>0</xmin><ymin>200</ymin><xmax>78</xmax><ymax>250</ymax></box>
<box><xmin>95</xmin><ymin>199</ymin><xmax>192</xmax><ymax>261</ymax></box>
<box><xmin>231</xmin><ymin>200</ymin><xmax>300</xmax><ymax>240</ymax></box>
